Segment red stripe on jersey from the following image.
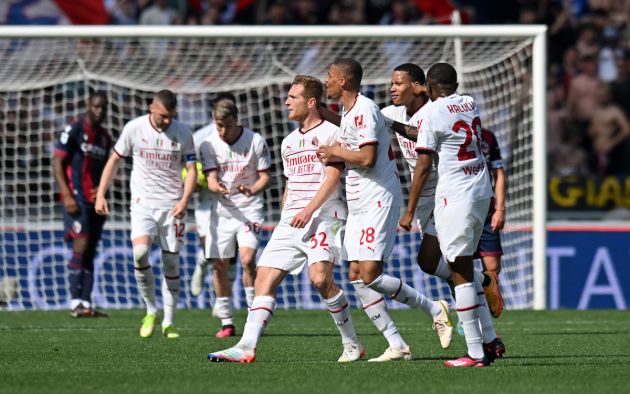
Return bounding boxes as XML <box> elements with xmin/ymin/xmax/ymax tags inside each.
<box><xmin>257</xmin><ymin>168</ymin><xmax>270</xmax><ymax>173</ymax></box>
<box><xmin>359</xmin><ymin>141</ymin><xmax>378</xmax><ymax>148</ymax></box>
<box><xmin>113</xmin><ymin>148</ymin><xmax>125</xmax><ymax>158</ymax></box>
<box><xmin>416</xmin><ymin>147</ymin><xmax>435</xmax><ymax>153</ymax></box>
<box><xmin>284</xmin><ymin>148</ymin><xmax>318</xmax><ymax>157</ymax></box>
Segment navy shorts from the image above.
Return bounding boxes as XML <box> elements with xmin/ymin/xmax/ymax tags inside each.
<box><xmin>63</xmin><ymin>201</ymin><xmax>106</xmax><ymax>241</ymax></box>
<box><xmin>474</xmin><ymin>207</ymin><xmax>503</xmax><ymax>258</ymax></box>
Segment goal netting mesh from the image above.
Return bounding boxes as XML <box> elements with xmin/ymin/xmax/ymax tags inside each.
<box><xmin>0</xmin><ymin>30</ymin><xmax>536</xmax><ymax>311</ymax></box>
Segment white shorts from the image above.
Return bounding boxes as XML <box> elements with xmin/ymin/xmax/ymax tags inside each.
<box><xmin>195</xmin><ymin>207</ymin><xmax>212</xmax><ymax>238</ymax></box>
<box><xmin>344</xmin><ymin>205</ymin><xmax>400</xmax><ymax>262</ymax></box>
<box><xmin>416</xmin><ymin>196</ymin><xmax>437</xmax><ymax>236</ymax></box>
<box><xmin>434</xmin><ymin>198</ymin><xmax>490</xmax><ymax>262</ymax></box>
<box><xmin>205</xmin><ymin>212</ymin><xmax>264</xmax><ymax>259</ymax></box>
<box><xmin>130</xmin><ymin>205</ymin><xmax>185</xmax><ymax>253</ymax></box>
<box><xmin>258</xmin><ymin>216</ymin><xmax>343</xmax><ymax>275</ymax></box>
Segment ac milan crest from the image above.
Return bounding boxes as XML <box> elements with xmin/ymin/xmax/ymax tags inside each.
<box><xmin>311</xmin><ymin>137</ymin><xmax>319</xmax><ymax>147</ymax></box>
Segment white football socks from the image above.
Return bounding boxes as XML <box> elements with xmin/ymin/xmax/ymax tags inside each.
<box><xmin>454</xmin><ymin>282</ymin><xmax>484</xmax><ymax>359</ymax></box>
<box><xmin>239</xmin><ymin>295</ymin><xmax>275</xmax><ymax>350</ymax></box>
<box><xmin>133</xmin><ymin>244</ymin><xmax>157</xmax><ymax>315</ymax></box>
<box><xmin>161</xmin><ymin>252</ymin><xmax>180</xmax><ymax>327</ymax></box>
<box><xmin>367</xmin><ymin>274</ymin><xmax>441</xmax><ymax>318</ymax></box>
<box><xmin>325</xmin><ymin>290</ymin><xmax>359</xmax><ymax>345</ymax></box>
<box><xmin>244</xmin><ymin>287</ymin><xmax>255</xmax><ymax>308</ymax></box>
<box><xmin>352</xmin><ymin>280</ymin><xmax>407</xmax><ymax>350</ymax></box>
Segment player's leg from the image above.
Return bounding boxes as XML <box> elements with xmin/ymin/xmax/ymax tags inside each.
<box><xmin>236</xmin><ymin>217</ymin><xmax>264</xmax><ymax>307</ymax></box>
<box><xmin>238</xmin><ymin>246</ymin><xmax>257</xmax><ymax>307</ymax></box>
<box><xmin>208</xmin><ymin>240</ymin><xmax>290</xmax><ymax>363</ymax></box>
<box><xmin>209</xmin><ymin>216</ymin><xmax>239</xmax><ymax>337</ymax></box>
<box><xmin>439</xmin><ymin>198</ymin><xmax>498</xmax><ymax>367</ymax></box>
<box><xmin>476</xmin><ymin>216</ymin><xmax>504</xmax><ymax>318</ymax></box>
<box><xmin>310</xmin><ymin>261</ymin><xmax>363</xmax><ymax>362</ymax></box>
<box><xmin>68</xmin><ymin>236</ymin><xmax>88</xmax><ymax>317</ymax></box>
<box><xmin>345</xmin><ymin>213</ymin><xmax>410</xmax><ymax>361</ymax></box>
<box><xmin>129</xmin><ymin>206</ymin><xmax>159</xmax><ymax>337</ymax></box>
<box><xmin>156</xmin><ymin>209</ymin><xmax>186</xmax><ymax>339</ymax></box>
<box><xmin>191</xmin><ymin>206</ymin><xmax>212</xmax><ymax>296</ymax></box>
<box><xmin>359</xmin><ymin>205</ymin><xmax>453</xmax><ymax>349</ymax></box>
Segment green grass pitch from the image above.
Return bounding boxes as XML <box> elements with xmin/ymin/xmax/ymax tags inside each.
<box><xmin>1</xmin><ymin>309</ymin><xmax>629</xmax><ymax>394</ymax></box>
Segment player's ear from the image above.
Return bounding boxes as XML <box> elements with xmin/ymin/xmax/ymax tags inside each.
<box><xmin>307</xmin><ymin>97</ymin><xmax>317</xmax><ymax>108</ymax></box>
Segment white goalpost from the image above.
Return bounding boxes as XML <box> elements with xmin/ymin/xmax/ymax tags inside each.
<box><xmin>0</xmin><ymin>25</ymin><xmax>547</xmax><ymax>311</ymax></box>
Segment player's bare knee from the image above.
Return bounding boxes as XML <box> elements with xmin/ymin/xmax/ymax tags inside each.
<box><xmin>212</xmin><ymin>259</ymin><xmax>230</xmax><ymax>272</ymax></box>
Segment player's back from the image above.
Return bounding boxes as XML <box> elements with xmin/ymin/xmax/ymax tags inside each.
<box><xmin>418</xmin><ymin>94</ymin><xmax>492</xmax><ymax>203</ymax></box>
<box><xmin>281</xmin><ymin>120</ymin><xmax>347</xmax><ymax>221</ymax></box>
<box><xmin>115</xmin><ymin>114</ymin><xmax>195</xmax><ymax>208</ymax></box>
<box><xmin>339</xmin><ymin>95</ymin><xmax>401</xmax><ymax>213</ymax></box>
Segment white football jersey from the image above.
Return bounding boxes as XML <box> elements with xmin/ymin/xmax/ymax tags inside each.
<box><xmin>281</xmin><ymin>120</ymin><xmax>347</xmax><ymax>221</ymax></box>
<box><xmin>381</xmin><ymin>104</ymin><xmax>437</xmax><ymax>199</ymax></box>
<box><xmin>338</xmin><ymin>94</ymin><xmax>402</xmax><ymax>213</ymax></box>
<box><xmin>193</xmin><ymin>122</ymin><xmax>217</xmax><ymax>207</ymax></box>
<box><xmin>416</xmin><ymin>94</ymin><xmax>493</xmax><ymax>203</ymax></box>
<box><xmin>199</xmin><ymin>127</ymin><xmax>270</xmax><ymax>217</ymax></box>
<box><xmin>114</xmin><ymin>114</ymin><xmax>196</xmax><ymax>209</ymax></box>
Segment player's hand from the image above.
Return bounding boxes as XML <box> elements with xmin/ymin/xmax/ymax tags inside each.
<box><xmin>491</xmin><ymin>208</ymin><xmax>505</xmax><ymax>232</ymax></box>
<box><xmin>399</xmin><ymin>212</ymin><xmax>414</xmax><ymax>231</ymax></box>
<box><xmin>171</xmin><ymin>201</ymin><xmax>187</xmax><ymax>219</ymax></box>
<box><xmin>317</xmin><ymin>143</ymin><xmax>342</xmax><ymax>165</ymax></box>
<box><xmin>95</xmin><ymin>196</ymin><xmax>109</xmax><ymax>216</ymax></box>
<box><xmin>63</xmin><ymin>195</ymin><xmax>80</xmax><ymax>216</ymax></box>
<box><xmin>290</xmin><ymin>207</ymin><xmax>314</xmax><ymax>228</ymax></box>
<box><xmin>237</xmin><ymin>184</ymin><xmax>253</xmax><ymax>197</ymax></box>
<box><xmin>209</xmin><ymin>182</ymin><xmax>229</xmax><ymax>194</ymax></box>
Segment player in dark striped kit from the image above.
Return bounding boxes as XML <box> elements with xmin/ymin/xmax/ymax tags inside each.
<box><xmin>53</xmin><ymin>91</ymin><xmax>110</xmax><ymax>317</ymax></box>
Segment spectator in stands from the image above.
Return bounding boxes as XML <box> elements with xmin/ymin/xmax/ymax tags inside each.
<box><xmin>262</xmin><ymin>0</ymin><xmax>293</xmax><ymax>25</ymax></box>
<box><xmin>610</xmin><ymin>51</ymin><xmax>630</xmax><ymax>118</ymax></box>
<box><xmin>589</xmin><ymin>82</ymin><xmax>630</xmax><ymax>175</ymax></box>
<box><xmin>379</xmin><ymin>0</ymin><xmax>421</xmax><ymax>25</ymax></box>
<box><xmin>566</xmin><ymin>54</ymin><xmax>601</xmax><ymax>148</ymax></box>
<box><xmin>109</xmin><ymin>0</ymin><xmax>137</xmax><ymax>25</ymax></box>
<box><xmin>139</xmin><ymin>0</ymin><xmax>179</xmax><ymax>25</ymax></box>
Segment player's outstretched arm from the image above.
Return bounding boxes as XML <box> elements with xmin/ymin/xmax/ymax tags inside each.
<box><xmin>318</xmin><ymin>104</ymin><xmax>341</xmax><ymax>126</ymax></box>
<box><xmin>491</xmin><ymin>167</ymin><xmax>506</xmax><ymax>232</ymax></box>
<box><xmin>172</xmin><ymin>161</ymin><xmax>197</xmax><ymax>219</ymax></box>
<box><xmin>400</xmin><ymin>152</ymin><xmax>433</xmax><ymax>231</ymax></box>
<box><xmin>384</xmin><ymin>116</ymin><xmax>419</xmax><ymax>141</ymax></box>
<box><xmin>290</xmin><ymin>163</ymin><xmax>343</xmax><ymax>228</ymax></box>
<box><xmin>52</xmin><ymin>156</ymin><xmax>79</xmax><ymax>216</ymax></box>
<box><xmin>317</xmin><ymin>143</ymin><xmax>376</xmax><ymax>168</ymax></box>
<box><xmin>95</xmin><ymin>153</ymin><xmax>122</xmax><ymax>216</ymax></box>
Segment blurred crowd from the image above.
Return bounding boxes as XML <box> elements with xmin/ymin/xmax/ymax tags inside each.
<box><xmin>103</xmin><ymin>0</ymin><xmax>630</xmax><ymax>177</ymax></box>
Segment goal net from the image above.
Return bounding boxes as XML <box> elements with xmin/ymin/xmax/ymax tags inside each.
<box><xmin>0</xmin><ymin>26</ymin><xmax>546</xmax><ymax>311</ymax></box>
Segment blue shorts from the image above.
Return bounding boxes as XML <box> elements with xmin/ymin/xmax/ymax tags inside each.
<box><xmin>63</xmin><ymin>201</ymin><xmax>106</xmax><ymax>241</ymax></box>
<box><xmin>474</xmin><ymin>207</ymin><xmax>503</xmax><ymax>258</ymax></box>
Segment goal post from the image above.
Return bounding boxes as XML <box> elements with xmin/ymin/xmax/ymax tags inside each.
<box><xmin>0</xmin><ymin>25</ymin><xmax>547</xmax><ymax>310</ymax></box>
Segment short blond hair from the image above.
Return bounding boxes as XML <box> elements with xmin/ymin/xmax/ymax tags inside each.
<box><xmin>291</xmin><ymin>75</ymin><xmax>323</xmax><ymax>104</ymax></box>
<box><xmin>212</xmin><ymin>98</ymin><xmax>238</xmax><ymax>120</ymax></box>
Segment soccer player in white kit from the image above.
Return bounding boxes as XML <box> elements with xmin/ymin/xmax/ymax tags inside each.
<box><xmin>199</xmin><ymin>99</ymin><xmax>271</xmax><ymax>338</ymax></box>
<box><xmin>189</xmin><ymin>93</ymin><xmax>238</xmax><ymax>299</ymax></box>
<box><xmin>95</xmin><ymin>90</ymin><xmax>197</xmax><ymax>339</ymax></box>
<box><xmin>400</xmin><ymin>63</ymin><xmax>503</xmax><ymax>367</ymax></box>
<box><xmin>208</xmin><ymin>75</ymin><xmax>364</xmax><ymax>363</ymax></box>
<box><xmin>317</xmin><ymin>58</ymin><xmax>451</xmax><ymax>362</ymax></box>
